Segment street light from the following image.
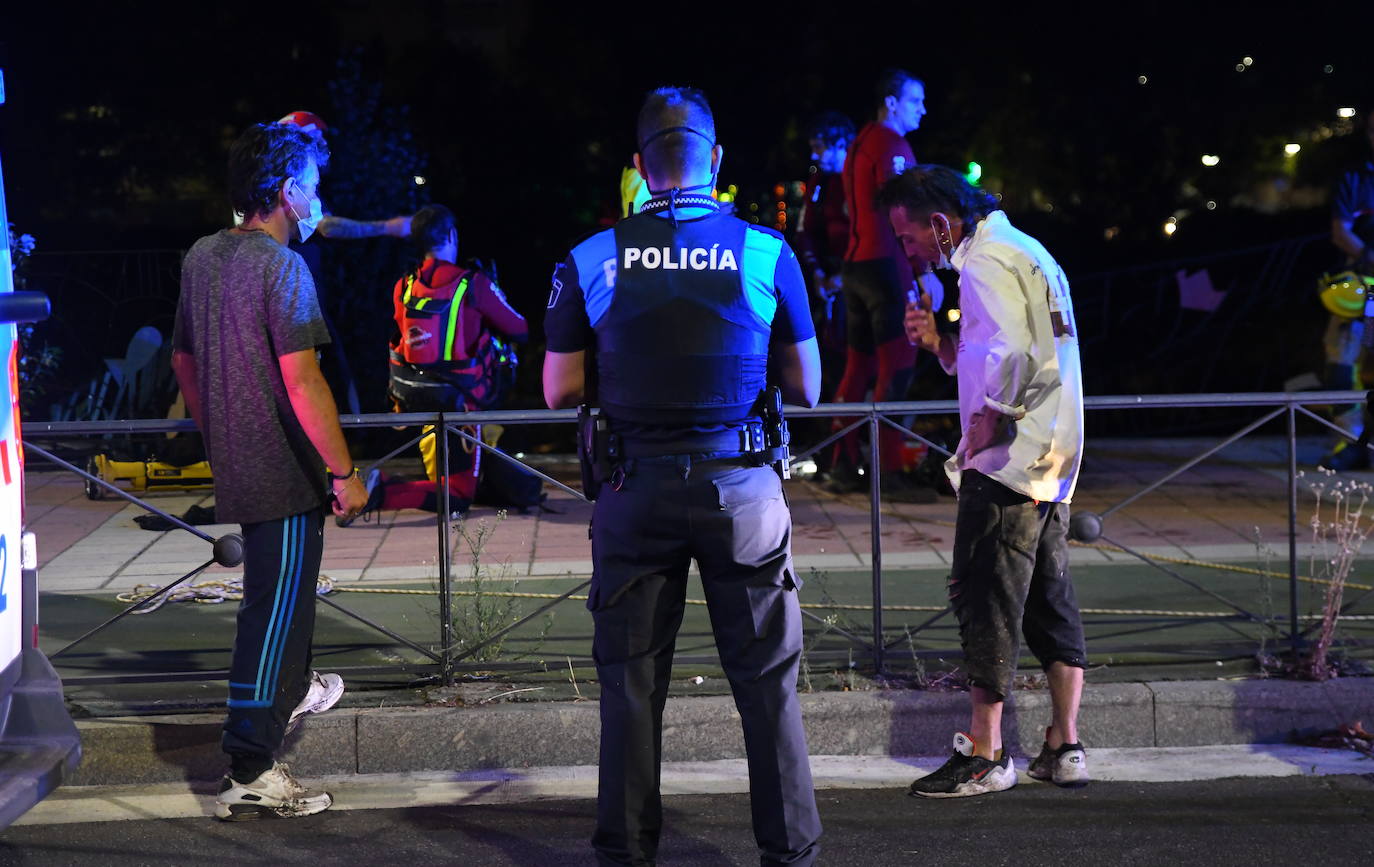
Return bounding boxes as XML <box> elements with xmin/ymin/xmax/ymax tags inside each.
<box><xmin>1284</xmin><ymin>143</ymin><xmax>1301</xmax><ymax>156</ymax></box>
<box><xmin>1201</xmin><ymin>154</ymin><xmax>1220</xmax><ymax>167</ymax></box>
<box><xmin>1338</xmin><ymin>108</ymin><xmax>1357</xmax><ymax>119</ymax></box>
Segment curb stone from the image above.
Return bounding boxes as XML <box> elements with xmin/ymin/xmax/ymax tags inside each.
<box><xmin>65</xmin><ymin>678</ymin><xmax>1374</xmax><ymax>786</ymax></box>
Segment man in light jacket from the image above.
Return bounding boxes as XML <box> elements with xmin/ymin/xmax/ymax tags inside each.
<box><xmin>885</xmin><ymin>164</ymin><xmax>1089</xmax><ymax>798</ymax></box>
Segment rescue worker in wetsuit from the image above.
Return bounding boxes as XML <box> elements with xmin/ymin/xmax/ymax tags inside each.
<box><xmin>338</xmin><ymin>204</ymin><xmax>527</xmax><ymax>525</ymax></box>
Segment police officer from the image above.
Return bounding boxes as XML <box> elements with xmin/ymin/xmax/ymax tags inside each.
<box><xmin>544</xmin><ymin>86</ymin><xmax>823</xmax><ymax>867</ymax></box>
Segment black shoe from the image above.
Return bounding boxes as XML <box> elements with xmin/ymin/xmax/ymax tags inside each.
<box><xmin>336</xmin><ymin>469</ymin><xmax>384</xmax><ymax>528</ymax></box>
<box><xmin>909</xmin><ymin>732</ymin><xmax>1017</xmax><ymax>799</ymax></box>
<box><xmin>1319</xmin><ymin>443</ymin><xmax>1371</xmax><ymax>472</ymax></box>
<box><xmin>882</xmin><ymin>471</ymin><xmax>938</xmax><ymax>504</ymax></box>
<box><xmin>823</xmin><ymin>460</ymin><xmax>865</xmax><ymax>494</ymax></box>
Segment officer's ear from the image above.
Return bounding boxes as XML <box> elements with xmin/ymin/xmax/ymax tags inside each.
<box><xmin>710</xmin><ymin>144</ymin><xmax>724</xmax><ymax>178</ymax></box>
<box><xmin>633</xmin><ymin>152</ymin><xmax>648</xmax><ymax>184</ymax></box>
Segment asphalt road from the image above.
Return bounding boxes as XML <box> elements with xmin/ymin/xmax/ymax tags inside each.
<box><xmin>3</xmin><ymin>775</ymin><xmax>1373</xmax><ymax>866</ymax></box>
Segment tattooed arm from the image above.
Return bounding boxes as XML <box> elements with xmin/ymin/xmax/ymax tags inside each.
<box><xmin>316</xmin><ymin>214</ymin><xmax>412</xmax><ymax>240</ymax></box>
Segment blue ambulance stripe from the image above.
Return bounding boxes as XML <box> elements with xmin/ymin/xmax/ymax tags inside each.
<box><xmin>740</xmin><ymin>227</ymin><xmax>782</xmax><ymax>327</ymax></box>
<box><xmin>571</xmin><ymin>228</ymin><xmax>617</xmax><ymax>328</ymax></box>
<box><xmin>253</xmin><ymin>514</ymin><xmax>300</xmax><ymax>703</ymax></box>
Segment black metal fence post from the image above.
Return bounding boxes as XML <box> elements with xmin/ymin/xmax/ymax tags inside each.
<box><xmin>1287</xmin><ymin>403</ymin><xmax>1301</xmax><ymax>659</ymax></box>
<box><xmin>869</xmin><ymin>409</ymin><xmax>884</xmax><ymax>673</ymax></box>
<box><xmin>436</xmin><ymin>412</ymin><xmax>455</xmax><ymax>685</ymax></box>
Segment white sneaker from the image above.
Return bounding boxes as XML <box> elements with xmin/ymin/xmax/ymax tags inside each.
<box><xmin>1027</xmin><ymin>739</ymin><xmax>1090</xmax><ymax>787</ymax></box>
<box><xmin>288</xmin><ymin>671</ymin><xmax>344</xmax><ymax>729</ymax></box>
<box><xmin>214</xmin><ymin>762</ymin><xmax>332</xmax><ymax>821</ymax></box>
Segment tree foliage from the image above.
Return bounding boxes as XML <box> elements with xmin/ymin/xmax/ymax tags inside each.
<box><xmin>318</xmin><ymin>51</ymin><xmax>430</xmax><ymax>411</ymax></box>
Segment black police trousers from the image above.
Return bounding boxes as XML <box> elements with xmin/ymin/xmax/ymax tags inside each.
<box><xmin>589</xmin><ymin>455</ymin><xmax>822</xmax><ymax>867</ymax></box>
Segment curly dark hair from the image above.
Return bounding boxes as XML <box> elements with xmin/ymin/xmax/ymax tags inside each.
<box><xmin>227</xmin><ymin>122</ymin><xmax>330</xmax><ymax>220</ymax></box>
<box><xmin>874</xmin><ymin>68</ymin><xmax>923</xmax><ymax>111</ymax></box>
<box><xmin>636</xmin><ymin>86</ymin><xmax>716</xmax><ymax>178</ymax></box>
<box><xmin>876</xmin><ymin>164</ymin><xmax>999</xmax><ymax>225</ymax></box>
<box><xmin>412</xmin><ymin>204</ymin><xmax>456</xmax><ymax>254</ymax></box>
<box><xmin>806</xmin><ymin>111</ymin><xmax>856</xmax><ymax>148</ymax></box>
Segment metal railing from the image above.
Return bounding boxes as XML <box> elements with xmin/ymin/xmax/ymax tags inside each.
<box><xmin>22</xmin><ymin>390</ymin><xmax>1372</xmax><ymax>686</ymax></box>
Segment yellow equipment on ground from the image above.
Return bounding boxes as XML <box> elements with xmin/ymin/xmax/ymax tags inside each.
<box><xmin>84</xmin><ymin>452</ymin><xmax>214</xmax><ymax>500</ymax></box>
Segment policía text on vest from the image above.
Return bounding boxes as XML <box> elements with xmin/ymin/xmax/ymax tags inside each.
<box><xmin>622</xmin><ymin>245</ymin><xmax>739</xmax><ymax>271</ymax></box>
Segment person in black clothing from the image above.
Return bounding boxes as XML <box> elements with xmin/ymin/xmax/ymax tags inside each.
<box><xmin>794</xmin><ymin>111</ymin><xmax>855</xmax><ymax>403</ymax></box>
<box><xmin>1319</xmin><ymin>107</ymin><xmax>1374</xmax><ymax>470</ymax></box>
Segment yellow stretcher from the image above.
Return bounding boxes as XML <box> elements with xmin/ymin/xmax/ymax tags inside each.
<box><xmin>84</xmin><ymin>453</ymin><xmax>214</xmax><ymax>500</ymax></box>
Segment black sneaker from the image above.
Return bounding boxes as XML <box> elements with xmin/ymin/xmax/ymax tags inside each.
<box><xmin>823</xmin><ymin>459</ymin><xmax>865</xmax><ymax>494</ymax></box>
<box><xmin>1319</xmin><ymin>442</ymin><xmax>1371</xmax><ymax>471</ymax></box>
<box><xmin>1027</xmin><ymin>738</ymin><xmax>1089</xmax><ymax>787</ymax></box>
<box><xmin>336</xmin><ymin>469</ymin><xmax>385</xmax><ymax>528</ymax></box>
<box><xmin>909</xmin><ymin>732</ymin><xmax>1017</xmax><ymax>799</ymax></box>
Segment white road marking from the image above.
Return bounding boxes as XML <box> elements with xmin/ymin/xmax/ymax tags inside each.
<box><xmin>15</xmin><ymin>745</ymin><xmax>1372</xmax><ymax>826</ymax></box>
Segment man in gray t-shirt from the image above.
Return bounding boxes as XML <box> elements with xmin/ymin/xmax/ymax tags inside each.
<box><xmin>172</xmin><ymin>122</ymin><xmax>370</xmax><ymax>822</ymax></box>
<box><xmin>174</xmin><ymin>230</ymin><xmax>332</xmax><ymax>522</ymax></box>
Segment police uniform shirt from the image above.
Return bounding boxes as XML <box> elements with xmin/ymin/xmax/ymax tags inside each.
<box><xmin>545</xmin><ymin>200</ymin><xmax>815</xmax><ymax>441</ymax></box>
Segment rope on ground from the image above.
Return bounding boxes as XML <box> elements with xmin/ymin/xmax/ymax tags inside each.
<box><xmin>330</xmin><ymin>586</ymin><xmax>1285</xmax><ymax>618</ymax></box>
<box><xmin>114</xmin><ymin>575</ymin><xmax>335</xmax><ymax>613</ymax></box>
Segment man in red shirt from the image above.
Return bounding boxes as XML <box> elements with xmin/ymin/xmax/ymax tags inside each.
<box><xmin>827</xmin><ymin>69</ymin><xmax>932</xmax><ymax>501</ymax></box>
<box><xmin>340</xmin><ymin>204</ymin><xmax>528</xmax><ymax>524</ymax></box>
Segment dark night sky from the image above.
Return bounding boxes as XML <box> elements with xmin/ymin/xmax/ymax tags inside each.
<box><xmin>2</xmin><ymin>0</ymin><xmax>1373</xmax><ymax>404</ymax></box>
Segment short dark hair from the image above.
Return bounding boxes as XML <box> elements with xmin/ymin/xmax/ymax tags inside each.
<box><xmin>807</xmin><ymin>111</ymin><xmax>856</xmax><ymax>148</ymax></box>
<box><xmin>227</xmin><ymin>122</ymin><xmax>328</xmax><ymax>221</ymax></box>
<box><xmin>636</xmin><ymin>86</ymin><xmax>716</xmax><ymax>178</ymax></box>
<box><xmin>876</xmin><ymin>164</ymin><xmax>999</xmax><ymax>225</ymax></box>
<box><xmin>412</xmin><ymin>204</ymin><xmax>456</xmax><ymax>253</ymax></box>
<box><xmin>875</xmin><ymin>68</ymin><xmax>923</xmax><ymax>111</ymax></box>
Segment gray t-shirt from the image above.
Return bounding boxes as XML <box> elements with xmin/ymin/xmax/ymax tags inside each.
<box><xmin>173</xmin><ymin>229</ymin><xmax>332</xmax><ymax>524</ymax></box>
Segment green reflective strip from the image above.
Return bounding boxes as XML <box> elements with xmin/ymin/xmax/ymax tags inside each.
<box><xmin>442</xmin><ymin>277</ymin><xmax>470</xmax><ymax>361</ymax></box>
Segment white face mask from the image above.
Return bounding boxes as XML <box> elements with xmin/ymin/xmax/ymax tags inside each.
<box><xmin>288</xmin><ymin>180</ymin><xmax>323</xmax><ymax>243</ymax></box>
<box><xmin>930</xmin><ymin>214</ymin><xmax>955</xmax><ymax>270</ymax></box>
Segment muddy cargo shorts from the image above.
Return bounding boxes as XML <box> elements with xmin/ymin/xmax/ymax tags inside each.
<box><xmin>948</xmin><ymin>470</ymin><xmax>1087</xmax><ymax>701</ymax></box>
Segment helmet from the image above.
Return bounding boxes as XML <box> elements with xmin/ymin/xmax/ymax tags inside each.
<box><xmin>277</xmin><ymin>111</ymin><xmax>328</xmax><ymax>134</ymax></box>
<box><xmin>1318</xmin><ymin>270</ymin><xmax>1374</xmax><ymax>319</ymax></box>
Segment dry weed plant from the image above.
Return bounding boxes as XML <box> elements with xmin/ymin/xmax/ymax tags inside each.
<box><xmin>1300</xmin><ymin>468</ymin><xmax>1373</xmax><ymax>679</ymax></box>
